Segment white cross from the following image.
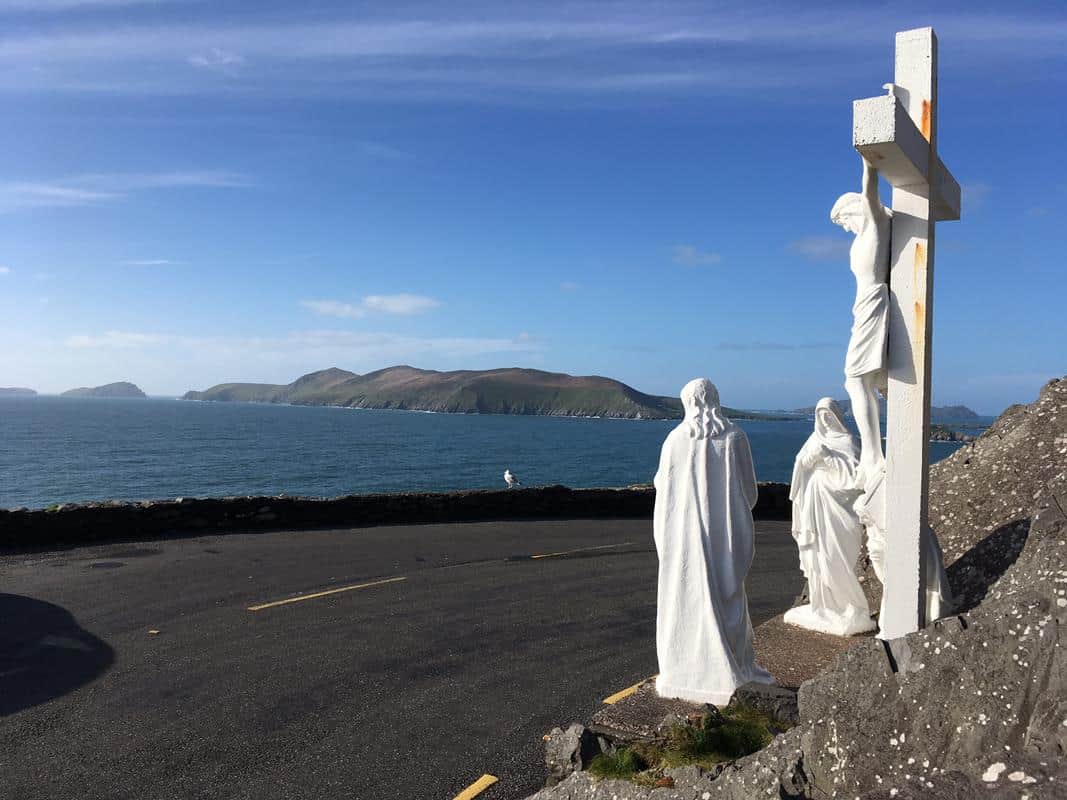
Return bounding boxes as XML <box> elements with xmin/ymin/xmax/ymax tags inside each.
<box><xmin>851</xmin><ymin>28</ymin><xmax>960</xmax><ymax>638</ymax></box>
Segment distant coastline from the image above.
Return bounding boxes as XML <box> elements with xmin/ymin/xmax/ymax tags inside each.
<box><xmin>182</xmin><ymin>365</ymin><xmax>786</xmax><ymax>421</ymax></box>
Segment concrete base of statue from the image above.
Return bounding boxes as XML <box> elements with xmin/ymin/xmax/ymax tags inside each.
<box><xmin>784</xmin><ymin>603</ymin><xmax>877</xmax><ymax>637</ymax></box>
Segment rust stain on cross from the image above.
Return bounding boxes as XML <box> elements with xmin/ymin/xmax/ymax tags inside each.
<box><xmin>912</xmin><ymin>242</ymin><xmax>928</xmax><ymax>359</ymax></box>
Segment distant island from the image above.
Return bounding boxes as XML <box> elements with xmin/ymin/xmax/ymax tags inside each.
<box><xmin>183</xmin><ymin>366</ymin><xmax>781</xmax><ymax>421</ymax></box>
<box><xmin>792</xmin><ymin>397</ymin><xmax>982</xmax><ymax>425</ymax></box>
<box><xmin>62</xmin><ymin>382</ymin><xmax>147</xmax><ymax>399</ymax></box>
<box><xmin>0</xmin><ymin>387</ymin><xmax>37</xmax><ymax>397</ymax></box>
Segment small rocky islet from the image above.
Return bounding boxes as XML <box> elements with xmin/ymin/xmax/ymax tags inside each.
<box><xmin>60</xmin><ymin>381</ymin><xmax>147</xmax><ymax>399</ymax></box>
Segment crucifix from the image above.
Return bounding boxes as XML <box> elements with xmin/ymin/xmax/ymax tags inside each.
<box><xmin>851</xmin><ymin>28</ymin><xmax>961</xmax><ymax>639</ymax></box>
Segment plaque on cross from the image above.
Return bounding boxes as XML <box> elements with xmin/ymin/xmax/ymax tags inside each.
<box><xmin>851</xmin><ymin>28</ymin><xmax>961</xmax><ymax>639</ymax></box>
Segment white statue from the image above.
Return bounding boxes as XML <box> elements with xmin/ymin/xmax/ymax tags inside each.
<box><xmin>653</xmin><ymin>378</ymin><xmax>773</xmax><ymax>705</ymax></box>
<box><xmin>831</xmin><ymin>157</ymin><xmax>891</xmax><ymax>492</ymax></box>
<box><xmin>784</xmin><ymin>398</ymin><xmax>876</xmax><ymax>636</ymax></box>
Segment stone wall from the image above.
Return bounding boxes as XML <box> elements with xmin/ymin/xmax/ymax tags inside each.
<box><xmin>0</xmin><ymin>482</ymin><xmax>791</xmax><ymax>551</ymax></box>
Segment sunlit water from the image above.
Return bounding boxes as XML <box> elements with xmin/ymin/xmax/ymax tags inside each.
<box><xmin>0</xmin><ymin>397</ymin><xmax>968</xmax><ymax>509</ymax></box>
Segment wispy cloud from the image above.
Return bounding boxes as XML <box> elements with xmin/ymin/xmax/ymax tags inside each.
<box><xmin>560</xmin><ymin>281</ymin><xmax>580</xmax><ymax>291</ymax></box>
<box><xmin>122</xmin><ymin>258</ymin><xmax>178</xmax><ymax>266</ymax></box>
<box><xmin>0</xmin><ymin>182</ymin><xmax>119</xmax><ymax>209</ymax></box>
<box><xmin>362</xmin><ymin>294</ymin><xmax>440</xmax><ymax>314</ymax></box>
<box><xmin>0</xmin><ymin>265</ymin><xmax>10</xmax><ymax>274</ymax></box>
<box><xmin>672</xmin><ymin>244</ymin><xmax>721</xmax><ymax>267</ymax></box>
<box><xmin>0</xmin><ymin>0</ymin><xmax>169</xmax><ymax>9</ymax></box>
<box><xmin>66</xmin><ymin>330</ymin><xmax>168</xmax><ymax>348</ymax></box>
<box><xmin>188</xmin><ymin>47</ymin><xmax>244</xmax><ymax>70</ymax></box>
<box><xmin>963</xmin><ymin>182</ymin><xmax>991</xmax><ymax>211</ymax></box>
<box><xmin>719</xmin><ymin>341</ymin><xmax>835</xmax><ymax>351</ymax></box>
<box><xmin>62</xmin><ymin>328</ymin><xmax>539</xmax><ymax>374</ymax></box>
<box><xmin>4</xmin><ymin>8</ymin><xmax>1063</xmax><ymax>99</ymax></box>
<box><xmin>0</xmin><ymin>170</ymin><xmax>247</xmax><ymax>212</ymax></box>
<box><xmin>301</xmin><ymin>294</ymin><xmax>441</xmax><ymax>319</ymax></box>
<box><xmin>788</xmin><ymin>236</ymin><xmax>851</xmax><ymax>263</ymax></box>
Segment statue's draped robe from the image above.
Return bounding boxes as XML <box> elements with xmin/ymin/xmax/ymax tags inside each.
<box><xmin>653</xmin><ymin>421</ymin><xmax>772</xmax><ymax>705</ymax></box>
<box><xmin>845</xmin><ymin>282</ymin><xmax>889</xmax><ymax>382</ymax></box>
<box><xmin>787</xmin><ymin>403</ymin><xmax>875</xmax><ymax>635</ymax></box>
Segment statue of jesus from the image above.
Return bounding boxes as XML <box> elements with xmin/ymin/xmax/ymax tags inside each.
<box><xmin>652</xmin><ymin>378</ymin><xmax>773</xmax><ymax>704</ymax></box>
<box><xmin>831</xmin><ymin>157</ymin><xmax>892</xmax><ymax>491</ymax></box>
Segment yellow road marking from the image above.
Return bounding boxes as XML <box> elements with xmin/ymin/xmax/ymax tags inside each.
<box><xmin>453</xmin><ymin>774</ymin><xmax>498</xmax><ymax>799</ymax></box>
<box><xmin>530</xmin><ymin>542</ymin><xmax>633</xmax><ymax>560</ymax></box>
<box><xmin>603</xmin><ymin>675</ymin><xmax>656</xmax><ymax>705</ymax></box>
<box><xmin>247</xmin><ymin>576</ymin><xmax>406</xmax><ymax>611</ymax></box>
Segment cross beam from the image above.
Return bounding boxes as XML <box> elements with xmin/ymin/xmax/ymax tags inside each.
<box><xmin>851</xmin><ymin>28</ymin><xmax>960</xmax><ymax>639</ymax></box>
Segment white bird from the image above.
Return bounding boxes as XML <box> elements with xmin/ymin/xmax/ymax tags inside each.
<box><xmin>504</xmin><ymin>468</ymin><xmax>520</xmax><ymax>489</ymax></box>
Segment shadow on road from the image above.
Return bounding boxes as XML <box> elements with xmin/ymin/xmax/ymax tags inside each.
<box><xmin>0</xmin><ymin>594</ymin><xmax>114</xmax><ymax>716</ymax></box>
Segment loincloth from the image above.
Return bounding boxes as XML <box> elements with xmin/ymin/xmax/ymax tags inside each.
<box><xmin>845</xmin><ymin>282</ymin><xmax>888</xmax><ymax>380</ymax></box>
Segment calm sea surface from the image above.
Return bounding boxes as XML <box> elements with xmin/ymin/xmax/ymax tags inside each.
<box><xmin>0</xmin><ymin>397</ymin><xmax>967</xmax><ymax>510</ymax></box>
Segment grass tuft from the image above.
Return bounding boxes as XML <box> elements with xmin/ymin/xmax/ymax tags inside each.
<box><xmin>588</xmin><ymin>703</ymin><xmax>787</xmax><ymax>783</ymax></box>
<box><xmin>587</xmin><ymin>748</ymin><xmax>647</xmax><ymax>779</ymax></box>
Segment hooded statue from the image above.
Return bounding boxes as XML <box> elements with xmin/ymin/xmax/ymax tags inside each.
<box><xmin>784</xmin><ymin>398</ymin><xmax>877</xmax><ymax>636</ymax></box>
<box><xmin>653</xmin><ymin>378</ymin><xmax>773</xmax><ymax>704</ymax></box>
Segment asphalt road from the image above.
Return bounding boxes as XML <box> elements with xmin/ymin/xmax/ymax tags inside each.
<box><xmin>0</xmin><ymin>519</ymin><xmax>802</xmax><ymax>800</ymax></box>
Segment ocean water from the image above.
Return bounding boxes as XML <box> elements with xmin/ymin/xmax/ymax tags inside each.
<box><xmin>0</xmin><ymin>397</ymin><xmax>967</xmax><ymax>510</ymax></box>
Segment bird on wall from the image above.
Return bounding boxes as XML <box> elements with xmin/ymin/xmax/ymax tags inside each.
<box><xmin>504</xmin><ymin>469</ymin><xmax>520</xmax><ymax>489</ymax></box>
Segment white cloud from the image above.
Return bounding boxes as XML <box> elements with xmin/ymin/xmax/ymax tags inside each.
<box><xmin>47</xmin><ymin>328</ymin><xmax>540</xmax><ymax>393</ymax></box>
<box><xmin>4</xmin><ymin>8</ymin><xmax>1062</xmax><ymax>99</ymax></box>
<box><xmin>788</xmin><ymin>236</ymin><xmax>851</xmax><ymax>263</ymax></box>
<box><xmin>560</xmin><ymin>281</ymin><xmax>580</xmax><ymax>291</ymax></box>
<box><xmin>301</xmin><ymin>294</ymin><xmax>440</xmax><ymax>319</ymax></box>
<box><xmin>66</xmin><ymin>330</ymin><xmax>169</xmax><ymax>348</ymax></box>
<box><xmin>0</xmin><ymin>171</ymin><xmax>247</xmax><ymax>212</ymax></box>
<box><xmin>672</xmin><ymin>244</ymin><xmax>721</xmax><ymax>267</ymax></box>
<box><xmin>0</xmin><ymin>182</ymin><xmax>119</xmax><ymax>209</ymax></box>
<box><xmin>188</xmin><ymin>48</ymin><xmax>244</xmax><ymax>69</ymax></box>
<box><xmin>300</xmin><ymin>300</ymin><xmax>367</xmax><ymax>320</ymax></box>
<box><xmin>122</xmin><ymin>259</ymin><xmax>177</xmax><ymax>266</ymax></box>
<box><xmin>362</xmin><ymin>294</ymin><xmax>440</xmax><ymax>315</ymax></box>
<box><xmin>0</xmin><ymin>265</ymin><xmax>10</xmax><ymax>274</ymax></box>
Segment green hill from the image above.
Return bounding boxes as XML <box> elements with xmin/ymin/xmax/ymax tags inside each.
<box><xmin>61</xmin><ymin>381</ymin><xmax>147</xmax><ymax>399</ymax></box>
<box><xmin>183</xmin><ymin>366</ymin><xmax>774</xmax><ymax>420</ymax></box>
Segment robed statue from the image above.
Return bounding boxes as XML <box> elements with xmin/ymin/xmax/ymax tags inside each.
<box><xmin>784</xmin><ymin>398</ymin><xmax>877</xmax><ymax>636</ymax></box>
<box><xmin>653</xmin><ymin>378</ymin><xmax>773</xmax><ymax>705</ymax></box>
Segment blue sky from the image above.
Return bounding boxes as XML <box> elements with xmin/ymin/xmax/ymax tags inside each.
<box><xmin>0</xmin><ymin>1</ymin><xmax>1064</xmax><ymax>414</ymax></box>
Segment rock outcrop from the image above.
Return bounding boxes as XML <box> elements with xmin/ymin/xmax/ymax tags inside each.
<box><xmin>527</xmin><ymin>377</ymin><xmax>1067</xmax><ymax>799</ymax></box>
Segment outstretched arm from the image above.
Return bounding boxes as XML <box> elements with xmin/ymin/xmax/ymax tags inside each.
<box><xmin>860</xmin><ymin>158</ymin><xmax>884</xmax><ymax>222</ymax></box>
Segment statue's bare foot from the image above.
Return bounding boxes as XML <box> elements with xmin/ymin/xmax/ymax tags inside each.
<box><xmin>853</xmin><ymin>463</ymin><xmax>868</xmax><ymax>492</ymax></box>
<box><xmin>854</xmin><ymin>459</ymin><xmax>886</xmax><ymax>494</ymax></box>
